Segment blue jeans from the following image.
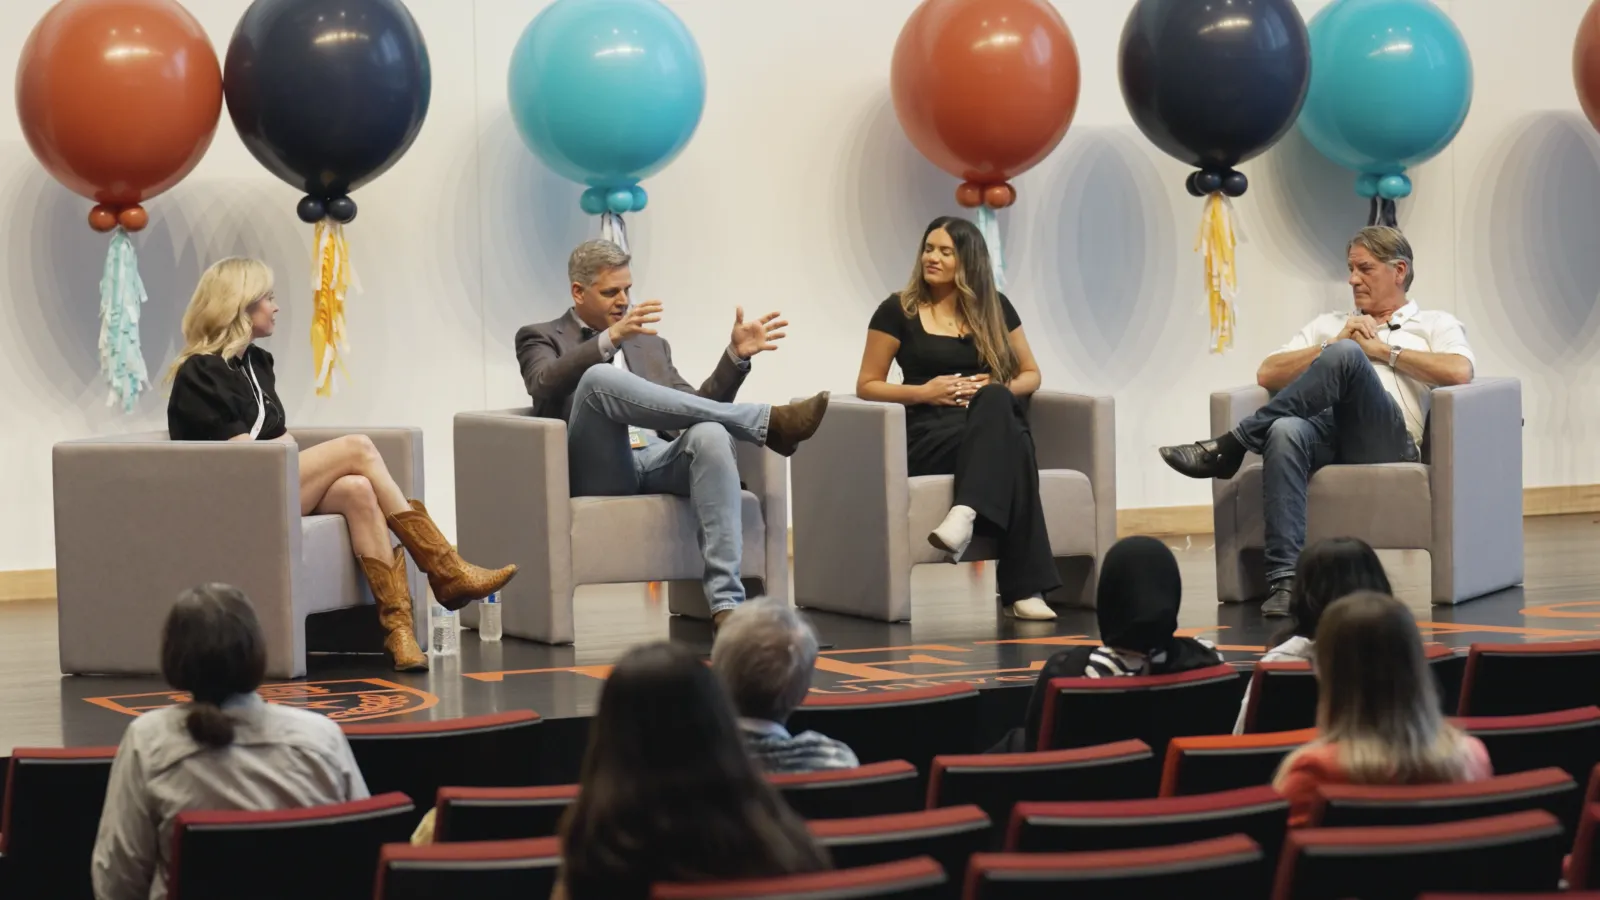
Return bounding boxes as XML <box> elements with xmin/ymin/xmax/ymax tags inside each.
<box><xmin>1231</xmin><ymin>340</ymin><xmax>1419</xmax><ymax>583</ymax></box>
<box><xmin>566</xmin><ymin>365</ymin><xmax>771</xmax><ymax>615</ymax></box>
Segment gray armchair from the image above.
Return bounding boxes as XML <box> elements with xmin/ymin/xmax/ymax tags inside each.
<box><xmin>791</xmin><ymin>392</ymin><xmax>1116</xmax><ymax>621</ymax></box>
<box><xmin>1210</xmin><ymin>377</ymin><xmax>1523</xmax><ymax>606</ymax></box>
<box><xmin>53</xmin><ymin>427</ymin><xmax>425</xmax><ymax>678</ymax></box>
<box><xmin>452</xmin><ymin>409</ymin><xmax>788</xmax><ymax>644</ymax></box>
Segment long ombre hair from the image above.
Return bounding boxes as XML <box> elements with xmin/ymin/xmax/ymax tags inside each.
<box><xmin>1284</xmin><ymin>591</ymin><xmax>1475</xmax><ymax>786</ymax></box>
<box><xmin>167</xmin><ymin>258</ymin><xmax>274</xmax><ymax>381</ymax></box>
<box><xmin>558</xmin><ymin>641</ymin><xmax>829</xmax><ymax>899</ymax></box>
<box><xmin>898</xmin><ymin>217</ymin><xmax>1019</xmax><ymax>384</ymax></box>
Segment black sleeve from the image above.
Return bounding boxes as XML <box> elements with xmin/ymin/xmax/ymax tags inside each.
<box><xmin>1022</xmin><ymin>648</ymin><xmax>1091</xmax><ymax>752</ymax></box>
<box><xmin>868</xmin><ymin>296</ymin><xmax>910</xmax><ymax>340</ymax></box>
<box><xmin>998</xmin><ymin>293</ymin><xmax>1022</xmax><ymax>331</ymax></box>
<box><xmin>167</xmin><ymin>356</ymin><xmax>249</xmax><ymax>441</ymax></box>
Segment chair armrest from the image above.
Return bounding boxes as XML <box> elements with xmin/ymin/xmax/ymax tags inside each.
<box><xmin>292</xmin><ymin>427</ymin><xmax>425</xmax><ymax>499</ymax></box>
<box><xmin>1428</xmin><ymin>377</ymin><xmax>1524</xmax><ymax>602</ymax></box>
<box><xmin>1210</xmin><ymin>385</ymin><xmax>1269</xmax><ymax>435</ymax></box>
<box><xmin>736</xmin><ymin>444</ymin><xmax>790</xmax><ymax>601</ymax></box>
<box><xmin>453</xmin><ymin>410</ymin><xmax>574</xmax><ymax>642</ymax></box>
<box><xmin>53</xmin><ymin>434</ymin><xmax>302</xmax><ymax>674</ymax></box>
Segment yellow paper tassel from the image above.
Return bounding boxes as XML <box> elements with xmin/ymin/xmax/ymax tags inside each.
<box><xmin>311</xmin><ymin>220</ymin><xmax>352</xmax><ymax>396</ymax></box>
<box><xmin>1194</xmin><ymin>193</ymin><xmax>1238</xmax><ymax>353</ymax></box>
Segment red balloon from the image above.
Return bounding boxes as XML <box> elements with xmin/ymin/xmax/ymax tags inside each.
<box><xmin>984</xmin><ymin>183</ymin><xmax>1016</xmax><ymax>209</ymax></box>
<box><xmin>88</xmin><ymin>205</ymin><xmax>117</xmax><ymax>232</ymax></box>
<box><xmin>16</xmin><ymin>0</ymin><xmax>222</xmax><ymax>211</ymax></box>
<box><xmin>892</xmin><ymin>0</ymin><xmax>1080</xmax><ymax>184</ymax></box>
<box><xmin>118</xmin><ymin>205</ymin><xmax>149</xmax><ymax>232</ymax></box>
<box><xmin>955</xmin><ymin>182</ymin><xmax>983</xmax><ymax>208</ymax></box>
<box><xmin>1576</xmin><ymin>1</ymin><xmax>1600</xmax><ymax>133</ymax></box>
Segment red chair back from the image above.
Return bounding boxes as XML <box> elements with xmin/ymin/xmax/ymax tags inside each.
<box><xmin>787</xmin><ymin>684</ymin><xmax>981</xmax><ymax>775</ymax></box>
<box><xmin>433</xmin><ymin>783</ymin><xmax>579</xmax><ymax>842</ymax></box>
<box><xmin>809</xmin><ymin>806</ymin><xmax>989</xmax><ymax>895</ymax></box>
<box><xmin>1008</xmin><ymin>784</ymin><xmax>1289</xmax><ymax>863</ymax></box>
<box><xmin>1457</xmin><ymin>706</ymin><xmax>1600</xmax><ymax>784</ymax></box>
<box><xmin>374</xmin><ymin>835</ymin><xmax>561</xmax><ymax>900</ymax></box>
<box><xmin>768</xmin><ymin>760</ymin><xmax>921</xmax><ymax>819</ymax></box>
<box><xmin>1244</xmin><ymin>645</ymin><xmax>1461</xmax><ymax>733</ymax></box>
<box><xmin>1458</xmin><ymin>640</ymin><xmax>1600</xmax><ymax>716</ymax></box>
<box><xmin>342</xmin><ymin>710</ymin><xmax>542</xmax><ymax>811</ymax></box>
<box><xmin>1309</xmin><ymin>767</ymin><xmax>1580</xmax><ymax>836</ymax></box>
<box><xmin>966</xmin><ymin>834</ymin><xmax>1265</xmax><ymax>899</ymax></box>
<box><xmin>1038</xmin><ymin>665</ymin><xmax>1242</xmax><ymax>758</ymax></box>
<box><xmin>1571</xmin><ymin>802</ymin><xmax>1600</xmax><ymax>890</ymax></box>
<box><xmin>0</xmin><ymin>746</ymin><xmax>117</xmax><ymax>900</ymax></box>
<box><xmin>1159</xmin><ymin>728</ymin><xmax>1315</xmax><ymax>796</ymax></box>
<box><xmin>650</xmin><ymin>856</ymin><xmax>947</xmax><ymax>899</ymax></box>
<box><xmin>927</xmin><ymin>740</ymin><xmax>1156</xmax><ymax>825</ymax></box>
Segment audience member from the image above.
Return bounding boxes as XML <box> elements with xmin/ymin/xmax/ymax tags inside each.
<box><xmin>1234</xmin><ymin>537</ymin><xmax>1392</xmax><ymax>733</ymax></box>
<box><xmin>997</xmin><ymin>536</ymin><xmax>1224</xmax><ymax>752</ymax></box>
<box><xmin>1274</xmin><ymin>591</ymin><xmax>1491</xmax><ymax>826</ymax></box>
<box><xmin>553</xmin><ymin>641</ymin><xmax>829</xmax><ymax>900</ymax></box>
<box><xmin>712</xmin><ymin>598</ymin><xmax>859</xmax><ymax>773</ymax></box>
<box><xmin>91</xmin><ymin>585</ymin><xmax>368</xmax><ymax>900</ymax></box>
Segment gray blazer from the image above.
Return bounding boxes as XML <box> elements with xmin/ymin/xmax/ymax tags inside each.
<box><xmin>515</xmin><ymin>309</ymin><xmax>748</xmax><ymax>421</ymax></box>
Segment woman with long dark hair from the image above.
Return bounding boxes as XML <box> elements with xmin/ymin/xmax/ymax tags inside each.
<box><xmin>1233</xmin><ymin>537</ymin><xmax>1392</xmax><ymax>733</ymax></box>
<box><xmin>555</xmin><ymin>641</ymin><xmax>829</xmax><ymax>899</ymax></box>
<box><xmin>855</xmin><ymin>217</ymin><xmax>1056</xmax><ymax>619</ymax></box>
<box><xmin>92</xmin><ymin>585</ymin><xmax>368</xmax><ymax>900</ymax></box>
<box><xmin>1274</xmin><ymin>591</ymin><xmax>1490</xmax><ymax>825</ymax></box>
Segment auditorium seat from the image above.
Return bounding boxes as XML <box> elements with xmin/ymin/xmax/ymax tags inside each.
<box><xmin>1243</xmin><ymin>644</ymin><xmax>1461</xmax><ymax>734</ymax></box>
<box><xmin>433</xmin><ymin>784</ymin><xmax>579</xmax><ymax>842</ymax></box>
<box><xmin>168</xmin><ymin>792</ymin><xmax>415</xmax><ymax>900</ymax></box>
<box><xmin>342</xmin><ymin>710</ymin><xmax>542</xmax><ymax>811</ymax></box>
<box><xmin>1270</xmin><ymin>810</ymin><xmax>1567</xmax><ymax>900</ymax></box>
<box><xmin>1007</xmin><ymin>784</ymin><xmax>1290</xmax><ymax>864</ymax></box>
<box><xmin>787</xmin><ymin>684</ymin><xmax>981</xmax><ymax>774</ymax></box>
<box><xmin>0</xmin><ymin>746</ymin><xmax>116</xmax><ymax>900</ymax></box>
<box><xmin>650</xmin><ymin>856</ymin><xmax>948</xmax><ymax>899</ymax></box>
<box><xmin>1038</xmin><ymin>664</ymin><xmax>1241</xmax><ymax>757</ymax></box>
<box><xmin>1570</xmin><ymin>802</ymin><xmax>1600</xmax><ymax>889</ymax></box>
<box><xmin>1458</xmin><ymin>640</ymin><xmax>1600</xmax><ymax>716</ymax></box>
<box><xmin>1457</xmin><ymin>706</ymin><xmax>1600</xmax><ymax>784</ymax></box>
<box><xmin>966</xmin><ymin>834</ymin><xmax>1266</xmax><ymax>899</ymax></box>
<box><xmin>1160</xmin><ymin>728</ymin><xmax>1315</xmax><ymax>796</ymax></box>
<box><xmin>769</xmin><ymin>760</ymin><xmax>922</xmax><ymax>819</ymax></box>
<box><xmin>809</xmin><ymin>806</ymin><xmax>990</xmax><ymax>895</ymax></box>
<box><xmin>1308</xmin><ymin>767</ymin><xmax>1581</xmax><ymax>836</ymax></box>
<box><xmin>374</xmin><ymin>835</ymin><xmax>561</xmax><ymax>900</ymax></box>
<box><xmin>926</xmin><ymin>740</ymin><xmax>1156</xmax><ymax>826</ymax></box>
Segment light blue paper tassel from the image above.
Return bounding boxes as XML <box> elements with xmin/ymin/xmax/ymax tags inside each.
<box><xmin>99</xmin><ymin>228</ymin><xmax>150</xmax><ymax>413</ymax></box>
<box><xmin>976</xmin><ymin>204</ymin><xmax>1006</xmax><ymax>291</ymax></box>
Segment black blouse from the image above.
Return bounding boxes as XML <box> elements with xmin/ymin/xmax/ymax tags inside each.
<box><xmin>167</xmin><ymin>345</ymin><xmax>288</xmax><ymax>441</ymax></box>
<box><xmin>867</xmin><ymin>293</ymin><xmax>1023</xmax><ymax>387</ymax></box>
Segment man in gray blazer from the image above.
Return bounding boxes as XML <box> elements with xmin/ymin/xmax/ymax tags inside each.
<box><xmin>516</xmin><ymin>239</ymin><xmax>828</xmax><ymax>628</ymax></box>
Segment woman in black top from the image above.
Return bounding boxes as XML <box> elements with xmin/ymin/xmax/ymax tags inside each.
<box><xmin>855</xmin><ymin>217</ymin><xmax>1058</xmax><ymax>620</ymax></box>
<box><xmin>166</xmin><ymin>258</ymin><xmax>517</xmax><ymax>671</ymax></box>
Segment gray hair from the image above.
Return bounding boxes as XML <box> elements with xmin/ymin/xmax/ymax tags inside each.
<box><xmin>567</xmin><ymin>239</ymin><xmax>631</xmax><ymax>288</ymax></box>
<box><xmin>1348</xmin><ymin>226</ymin><xmax>1415</xmax><ymax>291</ymax></box>
<box><xmin>711</xmin><ymin>598</ymin><xmax>819</xmax><ymax>724</ymax></box>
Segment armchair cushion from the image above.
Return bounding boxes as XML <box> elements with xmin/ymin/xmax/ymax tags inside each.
<box><xmin>570</xmin><ymin>492</ymin><xmax>766</xmax><ymax>584</ymax></box>
<box><xmin>1224</xmin><ymin>462</ymin><xmax>1432</xmax><ymax>550</ymax></box>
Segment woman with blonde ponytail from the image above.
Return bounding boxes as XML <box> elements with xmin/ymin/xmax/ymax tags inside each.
<box><xmin>91</xmin><ymin>585</ymin><xmax>368</xmax><ymax>900</ymax></box>
<box><xmin>166</xmin><ymin>258</ymin><xmax>517</xmax><ymax>671</ymax></box>
<box><xmin>855</xmin><ymin>217</ymin><xmax>1056</xmax><ymax>620</ymax></box>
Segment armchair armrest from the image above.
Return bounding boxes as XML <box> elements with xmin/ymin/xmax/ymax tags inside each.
<box><xmin>792</xmin><ymin>396</ymin><xmax>912</xmax><ymax>620</ymax></box>
<box><xmin>1428</xmin><ymin>377</ymin><xmax>1524</xmax><ymax>603</ymax></box>
<box><xmin>453</xmin><ymin>409</ymin><xmax>574</xmax><ymax>643</ymax></box>
<box><xmin>1210</xmin><ymin>385</ymin><xmax>1270</xmax><ymax>436</ymax></box>
<box><xmin>292</xmin><ymin>427</ymin><xmax>425</xmax><ymax>499</ymax></box>
<box><xmin>1028</xmin><ymin>391</ymin><xmax>1116</xmax><ymax>558</ymax></box>
<box><xmin>53</xmin><ymin>433</ymin><xmax>302</xmax><ymax>675</ymax></box>
<box><xmin>735</xmin><ymin>443</ymin><xmax>789</xmax><ymax>602</ymax></box>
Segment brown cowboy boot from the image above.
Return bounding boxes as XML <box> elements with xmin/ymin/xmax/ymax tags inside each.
<box><xmin>358</xmin><ymin>549</ymin><xmax>428</xmax><ymax>672</ymax></box>
<box><xmin>387</xmin><ymin>499</ymin><xmax>517</xmax><ymax>611</ymax></box>
<box><xmin>765</xmin><ymin>391</ymin><xmax>830</xmax><ymax>457</ymax></box>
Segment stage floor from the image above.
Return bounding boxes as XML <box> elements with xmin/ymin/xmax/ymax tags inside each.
<box><xmin>4</xmin><ymin>514</ymin><xmax>1599</xmax><ymax>759</ymax></box>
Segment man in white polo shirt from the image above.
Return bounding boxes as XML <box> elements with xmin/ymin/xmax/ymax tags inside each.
<box><xmin>1159</xmin><ymin>226</ymin><xmax>1475</xmax><ymax>616</ymax></box>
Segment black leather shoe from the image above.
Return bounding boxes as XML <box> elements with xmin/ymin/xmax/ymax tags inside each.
<box><xmin>1261</xmin><ymin>578</ymin><xmax>1293</xmax><ymax>618</ymax></box>
<box><xmin>1158</xmin><ymin>438</ymin><xmax>1245</xmax><ymax>480</ymax></box>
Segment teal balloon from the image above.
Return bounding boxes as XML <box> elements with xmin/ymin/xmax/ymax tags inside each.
<box><xmin>1297</xmin><ymin>0</ymin><xmax>1472</xmax><ymax>181</ymax></box>
<box><xmin>607</xmin><ymin>188</ymin><xmax>636</xmax><ymax>213</ymax></box>
<box><xmin>1355</xmin><ymin>173</ymin><xmax>1380</xmax><ymax>198</ymax></box>
<box><xmin>630</xmin><ymin>185</ymin><xmax>648</xmax><ymax>212</ymax></box>
<box><xmin>508</xmin><ymin>0</ymin><xmax>706</xmax><ymax>193</ymax></box>
<box><xmin>580</xmin><ymin>187</ymin><xmax>607</xmax><ymax>214</ymax></box>
<box><xmin>1377</xmin><ymin>174</ymin><xmax>1412</xmax><ymax>199</ymax></box>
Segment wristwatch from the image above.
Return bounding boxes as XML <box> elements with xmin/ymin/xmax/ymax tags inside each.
<box><xmin>1389</xmin><ymin>345</ymin><xmax>1403</xmax><ymax>367</ymax></box>
<box><xmin>1319</xmin><ymin>339</ymin><xmax>1330</xmax><ymax>352</ymax></box>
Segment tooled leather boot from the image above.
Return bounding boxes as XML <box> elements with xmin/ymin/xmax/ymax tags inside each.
<box><xmin>387</xmin><ymin>499</ymin><xmax>517</xmax><ymax>611</ymax></box>
<box><xmin>358</xmin><ymin>549</ymin><xmax>428</xmax><ymax>672</ymax></box>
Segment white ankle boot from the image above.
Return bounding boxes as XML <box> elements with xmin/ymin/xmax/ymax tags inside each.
<box><xmin>928</xmin><ymin>505</ymin><xmax>976</xmax><ymax>563</ymax></box>
<box><xmin>1008</xmin><ymin>596</ymin><xmax>1057</xmax><ymax>620</ymax></box>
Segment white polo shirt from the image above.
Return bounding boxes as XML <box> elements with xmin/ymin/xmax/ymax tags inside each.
<box><xmin>1273</xmin><ymin>300</ymin><xmax>1476</xmax><ymax>443</ymax></box>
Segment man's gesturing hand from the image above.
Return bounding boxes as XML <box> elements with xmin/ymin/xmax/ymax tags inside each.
<box><xmin>607</xmin><ymin>300</ymin><xmax>663</xmax><ymax>344</ymax></box>
<box><xmin>731</xmin><ymin>307</ymin><xmax>788</xmax><ymax>359</ymax></box>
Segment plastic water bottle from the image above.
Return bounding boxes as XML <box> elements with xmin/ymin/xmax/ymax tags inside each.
<box><xmin>479</xmin><ymin>592</ymin><xmax>503</xmax><ymax>642</ymax></box>
<box><xmin>431</xmin><ymin>600</ymin><xmax>459</xmax><ymax>657</ymax></box>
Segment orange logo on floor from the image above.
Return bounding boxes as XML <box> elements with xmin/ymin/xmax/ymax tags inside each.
<box><xmin>84</xmin><ymin>678</ymin><xmax>438</xmax><ymax>723</ymax></box>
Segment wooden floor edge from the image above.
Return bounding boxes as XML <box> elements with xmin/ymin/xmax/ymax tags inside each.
<box><xmin>7</xmin><ymin>484</ymin><xmax>1597</xmax><ymax>602</ymax></box>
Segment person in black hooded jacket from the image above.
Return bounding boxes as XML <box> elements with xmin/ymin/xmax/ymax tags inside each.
<box><xmin>996</xmin><ymin>536</ymin><xmax>1224</xmax><ymax>752</ymax></box>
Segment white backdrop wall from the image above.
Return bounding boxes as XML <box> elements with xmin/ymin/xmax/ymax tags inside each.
<box><xmin>1</xmin><ymin>0</ymin><xmax>1596</xmax><ymax>572</ymax></box>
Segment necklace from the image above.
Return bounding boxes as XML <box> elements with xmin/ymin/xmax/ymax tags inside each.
<box><xmin>926</xmin><ymin>302</ymin><xmax>965</xmax><ymax>336</ymax></box>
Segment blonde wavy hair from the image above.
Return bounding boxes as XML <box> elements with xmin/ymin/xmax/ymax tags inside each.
<box><xmin>1279</xmin><ymin>591</ymin><xmax>1476</xmax><ymax>786</ymax></box>
<box><xmin>898</xmin><ymin>217</ymin><xmax>1019</xmax><ymax>385</ymax></box>
<box><xmin>167</xmin><ymin>258</ymin><xmax>275</xmax><ymax>381</ymax></box>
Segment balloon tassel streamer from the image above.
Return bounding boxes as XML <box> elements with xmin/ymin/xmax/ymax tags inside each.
<box><xmin>99</xmin><ymin>227</ymin><xmax>150</xmax><ymax>413</ymax></box>
<box><xmin>975</xmin><ymin>204</ymin><xmax>1006</xmax><ymax>291</ymax></box>
<box><xmin>1195</xmin><ymin>193</ymin><xmax>1239</xmax><ymax>353</ymax></box>
<box><xmin>311</xmin><ymin>220</ymin><xmax>352</xmax><ymax>397</ymax></box>
<box><xmin>1366</xmin><ymin>197</ymin><xmax>1399</xmax><ymax>229</ymax></box>
<box><xmin>601</xmin><ymin>211</ymin><xmax>629</xmax><ymax>253</ymax></box>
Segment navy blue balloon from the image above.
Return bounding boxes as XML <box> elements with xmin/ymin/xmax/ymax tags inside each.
<box><xmin>1119</xmin><ymin>0</ymin><xmax>1310</xmax><ymax>174</ymax></box>
<box><xmin>224</xmin><ymin>0</ymin><xmax>431</xmax><ymax>202</ymax></box>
